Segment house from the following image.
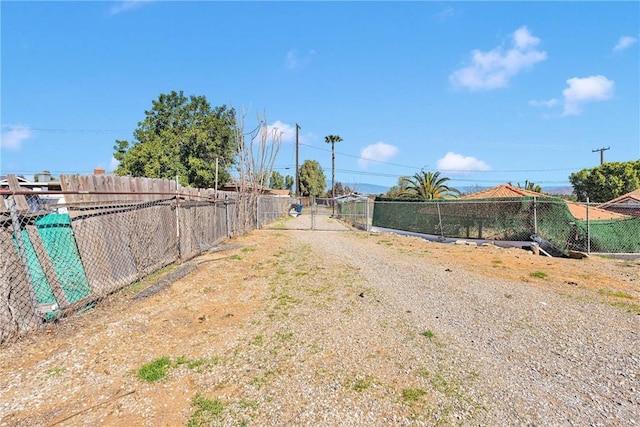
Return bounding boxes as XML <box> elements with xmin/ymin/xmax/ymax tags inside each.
<box><xmin>599</xmin><ymin>188</ymin><xmax>640</xmax><ymax>217</ymax></box>
<box><xmin>462</xmin><ymin>184</ymin><xmax>628</xmax><ymax>221</ymax></box>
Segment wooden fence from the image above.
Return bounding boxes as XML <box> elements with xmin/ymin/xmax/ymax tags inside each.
<box><xmin>0</xmin><ymin>174</ymin><xmax>293</xmax><ymax>344</ymax></box>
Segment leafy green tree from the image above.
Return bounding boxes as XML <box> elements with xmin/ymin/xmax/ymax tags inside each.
<box><xmin>299</xmin><ymin>160</ymin><xmax>326</xmax><ymax>197</ymax></box>
<box><xmin>113</xmin><ymin>90</ymin><xmax>236</xmax><ymax>188</ymax></box>
<box><xmin>569</xmin><ymin>160</ymin><xmax>640</xmax><ymax>202</ymax></box>
<box><xmin>400</xmin><ymin>170</ymin><xmax>460</xmax><ymax>200</ymax></box>
<box><xmin>385</xmin><ymin>176</ymin><xmax>411</xmax><ymax>198</ymax></box>
<box><xmin>269</xmin><ymin>170</ymin><xmax>285</xmax><ymax>189</ymax></box>
<box><xmin>285</xmin><ymin>175</ymin><xmax>295</xmax><ymax>194</ymax></box>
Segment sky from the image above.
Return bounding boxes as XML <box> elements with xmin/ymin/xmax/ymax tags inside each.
<box><xmin>1</xmin><ymin>1</ymin><xmax>639</xmax><ymax>192</ymax></box>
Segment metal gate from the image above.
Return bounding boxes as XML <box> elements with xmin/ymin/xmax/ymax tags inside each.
<box><xmin>260</xmin><ymin>196</ymin><xmax>371</xmax><ymax>232</ymax></box>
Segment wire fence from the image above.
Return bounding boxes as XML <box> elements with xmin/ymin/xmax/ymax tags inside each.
<box><xmin>0</xmin><ymin>181</ymin><xmax>293</xmax><ymax>345</ymax></box>
<box><xmin>372</xmin><ymin>197</ymin><xmax>640</xmax><ymax>256</ymax></box>
<box><xmin>335</xmin><ymin>197</ymin><xmax>373</xmax><ymax>231</ymax></box>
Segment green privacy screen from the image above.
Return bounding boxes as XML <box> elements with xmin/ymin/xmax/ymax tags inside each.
<box><xmin>13</xmin><ymin>213</ymin><xmax>92</xmax><ymax>312</ymax></box>
<box><xmin>373</xmin><ymin>197</ymin><xmax>640</xmax><ymax>254</ymax></box>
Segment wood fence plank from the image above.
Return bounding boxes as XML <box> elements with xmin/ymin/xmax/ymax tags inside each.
<box><xmin>59</xmin><ymin>174</ymin><xmax>77</xmax><ymax>204</ymax></box>
<box><xmin>6</xmin><ymin>175</ymin><xmax>30</xmax><ymax>211</ymax></box>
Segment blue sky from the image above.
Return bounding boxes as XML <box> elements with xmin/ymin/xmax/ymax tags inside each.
<box><xmin>2</xmin><ymin>1</ymin><xmax>639</xmax><ymax>191</ymax></box>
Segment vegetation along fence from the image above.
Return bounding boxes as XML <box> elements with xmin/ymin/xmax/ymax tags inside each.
<box><xmin>0</xmin><ymin>175</ymin><xmax>292</xmax><ymax>345</ymax></box>
<box><xmin>373</xmin><ymin>197</ymin><xmax>640</xmax><ymax>255</ymax></box>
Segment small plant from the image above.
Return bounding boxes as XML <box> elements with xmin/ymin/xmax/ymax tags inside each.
<box><xmin>530</xmin><ymin>271</ymin><xmax>547</xmax><ymax>279</ymax></box>
<box><xmin>421</xmin><ymin>329</ymin><xmax>435</xmax><ymax>339</ymax></box>
<box><xmin>402</xmin><ymin>388</ymin><xmax>427</xmax><ymax>403</ymax></box>
<box><xmin>241</xmin><ymin>247</ymin><xmax>256</xmax><ymax>253</ymax></box>
<box><xmin>351</xmin><ymin>375</ymin><xmax>375</xmax><ymax>392</ymax></box>
<box><xmin>598</xmin><ymin>289</ymin><xmax>634</xmax><ymax>299</ymax></box>
<box><xmin>137</xmin><ymin>356</ymin><xmax>171</xmax><ymax>382</ymax></box>
<box><xmin>187</xmin><ymin>393</ymin><xmax>225</xmax><ymax>426</ymax></box>
<box><xmin>276</xmin><ymin>331</ymin><xmax>294</xmax><ymax>341</ymax></box>
<box><xmin>250</xmin><ymin>334</ymin><xmax>264</xmax><ymax>346</ymax></box>
<box><xmin>46</xmin><ymin>367</ymin><xmax>65</xmax><ymax>376</ymax></box>
<box><xmin>611</xmin><ymin>301</ymin><xmax>640</xmax><ymax>314</ymax></box>
<box><xmin>229</xmin><ymin>254</ymin><xmax>242</xmax><ymax>260</ymax></box>
<box><xmin>175</xmin><ymin>356</ymin><xmax>208</xmax><ymax>369</ymax></box>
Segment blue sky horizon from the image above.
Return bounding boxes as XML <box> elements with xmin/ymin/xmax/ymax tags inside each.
<box><xmin>2</xmin><ymin>1</ymin><xmax>639</xmax><ymax>192</ymax></box>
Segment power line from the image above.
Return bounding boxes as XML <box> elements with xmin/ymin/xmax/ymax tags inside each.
<box><xmin>298</xmin><ymin>142</ymin><xmax>585</xmax><ymax>174</ymax></box>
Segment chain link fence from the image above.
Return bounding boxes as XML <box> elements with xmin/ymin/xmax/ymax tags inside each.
<box><xmin>0</xmin><ymin>177</ymin><xmax>292</xmax><ymax>345</ymax></box>
<box><xmin>373</xmin><ymin>197</ymin><xmax>640</xmax><ymax>256</ymax></box>
<box><xmin>335</xmin><ymin>196</ymin><xmax>373</xmax><ymax>231</ymax></box>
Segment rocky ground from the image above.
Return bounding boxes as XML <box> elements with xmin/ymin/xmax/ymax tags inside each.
<box><xmin>1</xmin><ymin>213</ymin><xmax>638</xmax><ymax>426</ymax></box>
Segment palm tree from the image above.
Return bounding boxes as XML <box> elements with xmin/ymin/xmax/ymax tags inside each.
<box><xmin>324</xmin><ymin>134</ymin><xmax>343</xmax><ymax>215</ymax></box>
<box><xmin>400</xmin><ymin>170</ymin><xmax>460</xmax><ymax>200</ymax></box>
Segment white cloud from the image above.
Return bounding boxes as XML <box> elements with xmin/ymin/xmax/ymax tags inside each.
<box><xmin>358</xmin><ymin>142</ymin><xmax>398</xmax><ymax>168</ymax></box>
<box><xmin>614</xmin><ymin>36</ymin><xmax>637</xmax><ymax>52</ymax></box>
<box><xmin>285</xmin><ymin>49</ymin><xmax>316</xmax><ymax>70</ymax></box>
<box><xmin>267</xmin><ymin>120</ymin><xmax>296</xmax><ymax>143</ymax></box>
<box><xmin>449</xmin><ymin>26</ymin><xmax>547</xmax><ymax>91</ymax></box>
<box><xmin>1</xmin><ymin>125</ymin><xmax>32</xmax><ymax>150</ymax></box>
<box><xmin>436</xmin><ymin>152</ymin><xmax>491</xmax><ymax>173</ymax></box>
<box><xmin>529</xmin><ymin>98</ymin><xmax>559</xmax><ymax>108</ymax></box>
<box><xmin>109</xmin><ymin>0</ymin><xmax>153</xmax><ymax>16</ymax></box>
<box><xmin>561</xmin><ymin>75</ymin><xmax>614</xmax><ymax>116</ymax></box>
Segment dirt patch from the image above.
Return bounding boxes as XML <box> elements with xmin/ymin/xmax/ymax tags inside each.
<box><xmin>369</xmin><ymin>231</ymin><xmax>640</xmax><ymax>297</ymax></box>
<box><xmin>0</xmin><ymin>227</ymin><xmax>637</xmax><ymax>426</ymax></box>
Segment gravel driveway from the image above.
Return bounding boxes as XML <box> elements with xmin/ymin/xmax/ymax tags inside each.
<box><xmin>1</xmin><ymin>213</ymin><xmax>638</xmax><ymax>426</ymax></box>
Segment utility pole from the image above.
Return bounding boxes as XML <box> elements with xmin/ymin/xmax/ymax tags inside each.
<box><xmin>592</xmin><ymin>146</ymin><xmax>610</xmax><ymax>165</ymax></box>
<box><xmin>295</xmin><ymin>123</ymin><xmax>301</xmax><ymax>198</ymax></box>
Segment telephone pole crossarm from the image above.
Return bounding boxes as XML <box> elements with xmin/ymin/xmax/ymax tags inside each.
<box><xmin>592</xmin><ymin>146</ymin><xmax>610</xmax><ymax>165</ymax></box>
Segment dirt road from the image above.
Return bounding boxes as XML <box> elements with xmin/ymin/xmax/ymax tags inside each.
<box><xmin>1</xmin><ymin>214</ymin><xmax>638</xmax><ymax>426</ymax></box>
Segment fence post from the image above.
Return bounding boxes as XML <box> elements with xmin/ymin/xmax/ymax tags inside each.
<box><xmin>311</xmin><ymin>196</ymin><xmax>316</xmax><ymax>230</ymax></box>
<box><xmin>8</xmin><ymin>197</ymin><xmax>42</xmax><ymax>324</ymax></box>
<box><xmin>175</xmin><ymin>179</ymin><xmax>182</xmax><ymax>261</ymax></box>
<box><xmin>533</xmin><ymin>196</ymin><xmax>538</xmax><ymax>235</ymax></box>
<box><xmin>365</xmin><ymin>199</ymin><xmax>370</xmax><ymax>231</ymax></box>
<box><xmin>256</xmin><ymin>195</ymin><xmax>261</xmax><ymax>230</ymax></box>
<box><xmin>225</xmin><ymin>198</ymin><xmax>231</xmax><ymax>238</ymax></box>
<box><xmin>586</xmin><ymin>197</ymin><xmax>590</xmax><ymax>254</ymax></box>
<box><xmin>436</xmin><ymin>202</ymin><xmax>444</xmax><ymax>238</ymax></box>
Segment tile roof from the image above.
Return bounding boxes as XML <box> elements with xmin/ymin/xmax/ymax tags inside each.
<box><xmin>461</xmin><ymin>184</ymin><xmax>545</xmax><ymax>199</ymax></box>
<box><xmin>600</xmin><ymin>188</ymin><xmax>640</xmax><ymax>207</ymax></box>
<box><xmin>462</xmin><ymin>184</ymin><xmax>629</xmax><ymax>221</ymax></box>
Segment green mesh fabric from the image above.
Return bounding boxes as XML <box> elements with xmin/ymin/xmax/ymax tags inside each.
<box><xmin>373</xmin><ymin>197</ymin><xmax>640</xmax><ymax>254</ymax></box>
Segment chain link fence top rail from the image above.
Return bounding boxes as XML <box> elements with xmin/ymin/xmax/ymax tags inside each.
<box><xmin>0</xmin><ymin>174</ymin><xmax>292</xmax><ymax>345</ymax></box>
<box><xmin>373</xmin><ymin>197</ymin><xmax>640</xmax><ymax>255</ymax></box>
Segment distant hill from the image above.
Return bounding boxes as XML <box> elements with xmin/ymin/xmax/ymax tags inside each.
<box><xmin>343</xmin><ymin>183</ymin><xmax>390</xmax><ymax>195</ymax></box>
<box><xmin>545</xmin><ymin>186</ymin><xmax>574</xmax><ymax>196</ymax></box>
<box><xmin>330</xmin><ymin>184</ymin><xmax>574</xmax><ymax>197</ymax></box>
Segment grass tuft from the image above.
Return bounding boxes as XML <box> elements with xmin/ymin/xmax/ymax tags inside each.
<box><xmin>402</xmin><ymin>388</ymin><xmax>427</xmax><ymax>403</ymax></box>
<box><xmin>530</xmin><ymin>271</ymin><xmax>547</xmax><ymax>279</ymax></box>
<box><xmin>187</xmin><ymin>393</ymin><xmax>225</xmax><ymax>426</ymax></box>
<box><xmin>421</xmin><ymin>329</ymin><xmax>435</xmax><ymax>339</ymax></box>
<box><xmin>598</xmin><ymin>289</ymin><xmax>635</xmax><ymax>299</ymax></box>
<box><xmin>137</xmin><ymin>356</ymin><xmax>171</xmax><ymax>382</ymax></box>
